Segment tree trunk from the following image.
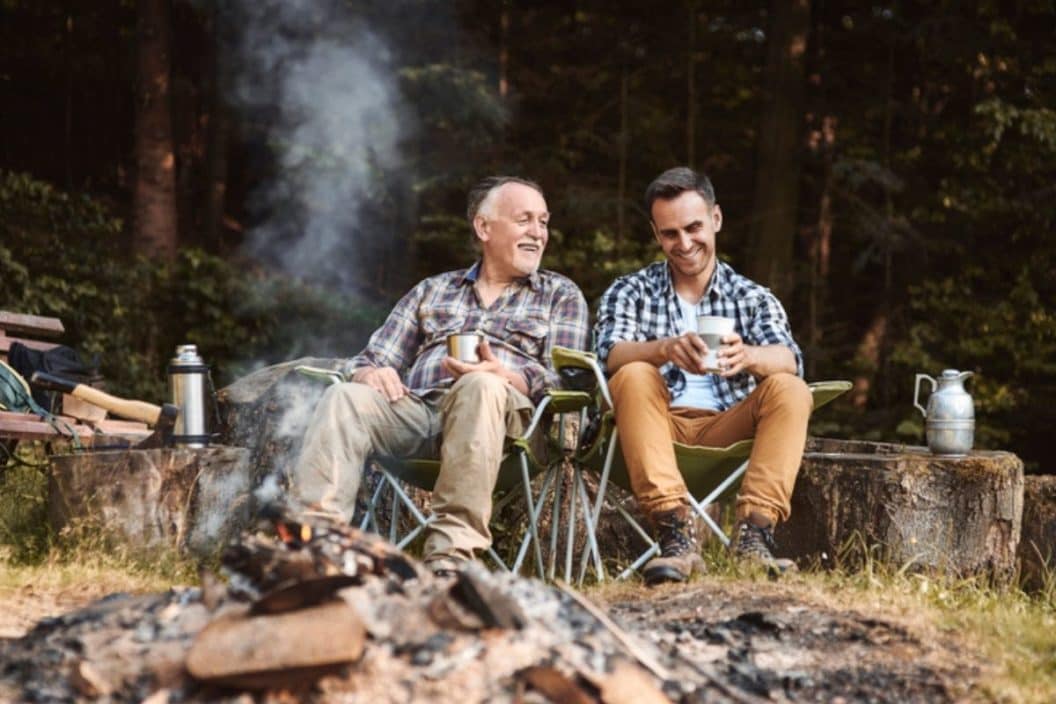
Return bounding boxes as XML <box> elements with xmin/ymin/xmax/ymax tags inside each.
<box><xmin>850</xmin><ymin>311</ymin><xmax>888</xmax><ymax>409</ymax></box>
<box><xmin>747</xmin><ymin>0</ymin><xmax>810</xmax><ymax>297</ymax></box>
<box><xmin>807</xmin><ymin>115</ymin><xmax>835</xmax><ymax>378</ymax></box>
<box><xmin>133</xmin><ymin>0</ymin><xmax>178</xmax><ymax>260</ymax></box>
<box><xmin>686</xmin><ymin>0</ymin><xmax>697</xmax><ymax>166</ymax></box>
<box><xmin>63</xmin><ymin>8</ymin><xmax>74</xmax><ymax>189</ymax></box>
<box><xmin>776</xmin><ymin>438</ymin><xmax>1024</xmax><ymax>582</ymax></box>
<box><xmin>616</xmin><ymin>68</ymin><xmax>629</xmax><ymax>245</ymax></box>
<box><xmin>203</xmin><ymin>10</ymin><xmax>230</xmax><ymax>250</ymax></box>
<box><xmin>498</xmin><ymin>1</ymin><xmax>510</xmax><ymax>99</ymax></box>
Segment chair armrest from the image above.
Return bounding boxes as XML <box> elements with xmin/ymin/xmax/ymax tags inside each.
<box><xmin>807</xmin><ymin>380</ymin><xmax>852</xmax><ymax>411</ymax></box>
<box><xmin>552</xmin><ymin>346</ymin><xmax>613</xmax><ymax>409</ymax></box>
<box><xmin>545</xmin><ymin>389</ymin><xmax>593</xmax><ymax>414</ymax></box>
<box><xmin>295</xmin><ymin>365</ymin><xmax>346</xmax><ymax>386</ymax></box>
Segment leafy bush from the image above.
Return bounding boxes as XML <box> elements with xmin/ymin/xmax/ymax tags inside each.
<box><xmin>0</xmin><ymin>170</ymin><xmax>387</xmax><ymax>404</ymax></box>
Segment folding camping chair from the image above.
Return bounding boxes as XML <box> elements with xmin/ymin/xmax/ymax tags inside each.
<box><xmin>295</xmin><ymin>365</ymin><xmax>592</xmax><ymax>578</ymax></box>
<box><xmin>551</xmin><ymin>346</ymin><xmax>851</xmax><ymax>582</ymax></box>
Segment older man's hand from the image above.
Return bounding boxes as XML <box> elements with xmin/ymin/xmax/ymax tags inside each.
<box><xmin>442</xmin><ymin>339</ymin><xmax>530</xmax><ymax>396</ymax></box>
<box><xmin>353</xmin><ymin>366</ymin><xmax>408</xmax><ymax>403</ymax></box>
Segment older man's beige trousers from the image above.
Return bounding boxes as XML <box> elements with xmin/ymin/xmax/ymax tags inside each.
<box><xmin>289</xmin><ymin>371</ymin><xmax>533</xmax><ymax>563</ymax></box>
<box><xmin>608</xmin><ymin>362</ymin><xmax>813</xmax><ymax>526</ymax></box>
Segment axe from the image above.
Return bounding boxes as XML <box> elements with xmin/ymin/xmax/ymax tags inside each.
<box><xmin>30</xmin><ymin>371</ymin><xmax>179</xmax><ymax>448</ymax></box>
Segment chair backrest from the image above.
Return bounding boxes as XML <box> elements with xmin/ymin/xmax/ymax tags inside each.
<box><xmin>551</xmin><ymin>347</ymin><xmax>851</xmax><ymax>502</ymax></box>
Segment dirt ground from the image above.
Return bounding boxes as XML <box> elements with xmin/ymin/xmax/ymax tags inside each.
<box><xmin>0</xmin><ymin>573</ymin><xmax>985</xmax><ymax>703</ymax></box>
<box><xmin>0</xmin><ymin>583</ymin><xmax>114</xmax><ymax>640</ymax></box>
<box><xmin>598</xmin><ymin>578</ymin><xmax>983</xmax><ymax>702</ymax></box>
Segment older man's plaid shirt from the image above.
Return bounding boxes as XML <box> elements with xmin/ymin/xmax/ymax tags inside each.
<box><xmin>594</xmin><ymin>260</ymin><xmax>803</xmax><ymax>411</ymax></box>
<box><xmin>346</xmin><ymin>262</ymin><xmax>590</xmax><ymax>404</ymax></box>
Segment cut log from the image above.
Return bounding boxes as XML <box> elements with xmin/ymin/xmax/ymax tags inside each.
<box><xmin>775</xmin><ymin>438</ymin><xmax>1024</xmax><ymax>581</ymax></box>
<box><xmin>49</xmin><ymin>446</ymin><xmax>252</xmax><ymax>558</ymax></box>
<box><xmin>186</xmin><ymin>601</ymin><xmax>366</xmax><ymax>689</ymax></box>
<box><xmin>1017</xmin><ymin>475</ymin><xmax>1056</xmax><ymax>591</ymax></box>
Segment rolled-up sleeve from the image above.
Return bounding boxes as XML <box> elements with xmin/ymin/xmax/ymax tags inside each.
<box><xmin>344</xmin><ymin>282</ymin><xmax>425</xmax><ymax>377</ymax></box>
<box><xmin>747</xmin><ymin>292</ymin><xmax>804</xmax><ymax>378</ymax></box>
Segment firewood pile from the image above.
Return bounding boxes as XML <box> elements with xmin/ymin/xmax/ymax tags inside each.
<box><xmin>0</xmin><ymin>508</ymin><xmax>765</xmax><ymax>704</ymax></box>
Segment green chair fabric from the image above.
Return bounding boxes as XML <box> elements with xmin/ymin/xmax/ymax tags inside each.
<box><xmin>294</xmin><ymin>365</ymin><xmax>591</xmax><ymax>577</ymax></box>
<box><xmin>551</xmin><ymin>346</ymin><xmax>852</xmax><ymax>581</ymax></box>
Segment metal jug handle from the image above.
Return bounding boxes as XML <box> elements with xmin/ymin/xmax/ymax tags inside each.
<box><xmin>913</xmin><ymin>374</ymin><xmax>935</xmax><ymax>418</ymax></box>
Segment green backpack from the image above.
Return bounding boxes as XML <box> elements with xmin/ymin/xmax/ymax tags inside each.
<box><xmin>0</xmin><ymin>359</ymin><xmax>81</xmax><ymax>449</ymax></box>
<box><xmin>0</xmin><ymin>359</ymin><xmax>49</xmax><ymax>416</ymax></box>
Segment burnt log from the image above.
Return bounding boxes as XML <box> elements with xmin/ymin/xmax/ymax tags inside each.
<box><xmin>775</xmin><ymin>438</ymin><xmax>1024</xmax><ymax>580</ymax></box>
<box><xmin>1017</xmin><ymin>475</ymin><xmax>1056</xmax><ymax>590</ymax></box>
<box><xmin>49</xmin><ymin>446</ymin><xmax>251</xmax><ymax>558</ymax></box>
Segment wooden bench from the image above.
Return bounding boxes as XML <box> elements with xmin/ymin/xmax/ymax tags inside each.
<box><xmin>0</xmin><ymin>311</ymin><xmax>151</xmax><ymax>448</ymax></box>
<box><xmin>0</xmin><ymin>311</ymin><xmax>65</xmax><ymax>358</ymax></box>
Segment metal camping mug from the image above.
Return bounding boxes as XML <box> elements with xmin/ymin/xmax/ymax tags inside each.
<box><xmin>696</xmin><ymin>315</ymin><xmax>735</xmax><ymax>372</ymax></box>
<box><xmin>168</xmin><ymin>344</ymin><xmax>211</xmax><ymax>448</ymax></box>
<box><xmin>447</xmin><ymin>333</ymin><xmax>483</xmax><ymax>364</ymax></box>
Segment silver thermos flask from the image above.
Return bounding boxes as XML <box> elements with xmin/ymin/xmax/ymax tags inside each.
<box><xmin>168</xmin><ymin>344</ymin><xmax>210</xmax><ymax>447</ymax></box>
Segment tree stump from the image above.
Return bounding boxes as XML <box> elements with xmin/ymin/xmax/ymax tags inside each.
<box><xmin>775</xmin><ymin>438</ymin><xmax>1024</xmax><ymax>581</ymax></box>
<box><xmin>216</xmin><ymin>356</ymin><xmax>339</xmax><ymax>489</ymax></box>
<box><xmin>49</xmin><ymin>446</ymin><xmax>252</xmax><ymax>558</ymax></box>
<box><xmin>1017</xmin><ymin>475</ymin><xmax>1056</xmax><ymax>590</ymax></box>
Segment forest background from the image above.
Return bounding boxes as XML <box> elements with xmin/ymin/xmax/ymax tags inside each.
<box><xmin>0</xmin><ymin>0</ymin><xmax>1053</xmax><ymax>471</ymax></box>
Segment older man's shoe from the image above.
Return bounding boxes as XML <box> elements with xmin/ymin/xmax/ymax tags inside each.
<box><xmin>732</xmin><ymin>512</ymin><xmax>797</xmax><ymax>575</ymax></box>
<box><xmin>642</xmin><ymin>505</ymin><xmax>705</xmax><ymax>585</ymax></box>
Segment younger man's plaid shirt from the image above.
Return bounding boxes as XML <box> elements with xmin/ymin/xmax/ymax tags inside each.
<box><xmin>346</xmin><ymin>262</ymin><xmax>590</xmax><ymax>404</ymax></box>
<box><xmin>594</xmin><ymin>260</ymin><xmax>803</xmax><ymax>411</ymax></box>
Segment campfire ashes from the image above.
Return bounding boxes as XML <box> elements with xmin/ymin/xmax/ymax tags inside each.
<box><xmin>0</xmin><ymin>509</ymin><xmax>971</xmax><ymax>703</ymax></box>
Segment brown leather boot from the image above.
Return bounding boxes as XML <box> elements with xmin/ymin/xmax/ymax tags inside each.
<box><xmin>642</xmin><ymin>504</ymin><xmax>705</xmax><ymax>586</ymax></box>
<box><xmin>731</xmin><ymin>511</ymin><xmax>798</xmax><ymax>575</ymax></box>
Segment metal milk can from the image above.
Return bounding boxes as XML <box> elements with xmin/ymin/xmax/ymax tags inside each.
<box><xmin>913</xmin><ymin>369</ymin><xmax>974</xmax><ymax>455</ymax></box>
<box><xmin>168</xmin><ymin>344</ymin><xmax>211</xmax><ymax>448</ymax></box>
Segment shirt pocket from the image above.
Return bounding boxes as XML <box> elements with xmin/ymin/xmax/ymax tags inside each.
<box><xmin>420</xmin><ymin>310</ymin><xmax>463</xmax><ymax>349</ymax></box>
<box><xmin>504</xmin><ymin>317</ymin><xmax>549</xmax><ymax>360</ymax></box>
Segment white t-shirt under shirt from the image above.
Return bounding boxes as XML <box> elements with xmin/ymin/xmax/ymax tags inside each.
<box><xmin>673</xmin><ymin>295</ymin><xmax>722</xmax><ymax>411</ymax></box>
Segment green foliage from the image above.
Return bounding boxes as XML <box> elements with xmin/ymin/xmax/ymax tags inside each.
<box><xmin>0</xmin><ymin>453</ymin><xmax>51</xmax><ymax>563</ymax></box>
<box><xmin>890</xmin><ymin>267</ymin><xmax>1056</xmax><ymax>469</ymax></box>
<box><xmin>0</xmin><ymin>171</ymin><xmax>387</xmax><ymax>402</ymax></box>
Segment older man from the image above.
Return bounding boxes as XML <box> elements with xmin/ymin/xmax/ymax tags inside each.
<box><xmin>594</xmin><ymin>166</ymin><xmax>812</xmax><ymax>584</ymax></box>
<box><xmin>289</xmin><ymin>176</ymin><xmax>590</xmax><ymax>575</ymax></box>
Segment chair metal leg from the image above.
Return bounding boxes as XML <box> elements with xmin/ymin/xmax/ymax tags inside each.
<box><xmin>360</xmin><ymin>480</ymin><xmax>386</xmax><ymax>531</ymax></box>
<box><xmin>614</xmin><ymin>504</ymin><xmax>660</xmax><ymax>580</ymax></box>
<box><xmin>547</xmin><ymin>464</ymin><xmax>563</xmax><ymax>581</ymax></box>
<box><xmin>685</xmin><ymin>460</ymin><xmax>749</xmax><ymax>547</ymax></box>
<box><xmin>575</xmin><ymin>426</ymin><xmax>618</xmax><ymax>579</ymax></box>
<box><xmin>512</xmin><ymin>457</ymin><xmax>557</xmax><ymax>576</ymax></box>
<box><xmin>564</xmin><ymin>466</ymin><xmax>579</xmax><ymax>583</ymax></box>
<box><xmin>574</xmin><ymin>467</ymin><xmax>605</xmax><ymax>584</ymax></box>
<box><xmin>388</xmin><ymin>485</ymin><xmax>400</xmax><ymax>543</ymax></box>
<box><xmin>520</xmin><ymin>452</ymin><xmax>546</xmax><ymax>577</ymax></box>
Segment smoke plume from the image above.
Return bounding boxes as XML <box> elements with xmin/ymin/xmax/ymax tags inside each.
<box><xmin>223</xmin><ymin>0</ymin><xmax>413</xmax><ymax>293</ymax></box>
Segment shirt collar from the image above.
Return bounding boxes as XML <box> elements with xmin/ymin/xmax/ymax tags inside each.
<box><xmin>660</xmin><ymin>259</ymin><xmax>731</xmax><ymax>304</ymax></box>
<box><xmin>459</xmin><ymin>260</ymin><xmax>542</xmax><ymax>291</ymax></box>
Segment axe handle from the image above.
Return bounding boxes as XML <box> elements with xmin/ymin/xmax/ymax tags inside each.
<box><xmin>31</xmin><ymin>372</ymin><xmax>163</xmax><ymax>426</ymax></box>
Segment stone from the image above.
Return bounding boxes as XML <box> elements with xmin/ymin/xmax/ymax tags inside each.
<box><xmin>775</xmin><ymin>438</ymin><xmax>1024</xmax><ymax>581</ymax></box>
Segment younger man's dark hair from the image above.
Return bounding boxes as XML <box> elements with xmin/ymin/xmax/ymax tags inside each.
<box><xmin>644</xmin><ymin>167</ymin><xmax>716</xmax><ymax>218</ymax></box>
